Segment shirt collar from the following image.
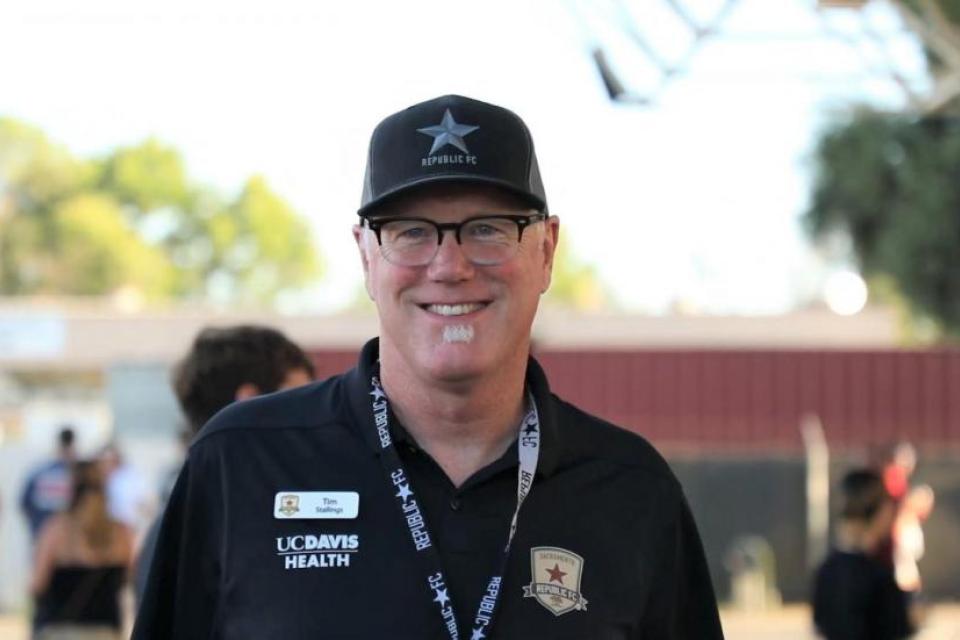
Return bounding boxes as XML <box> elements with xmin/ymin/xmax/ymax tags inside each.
<box><xmin>346</xmin><ymin>337</ymin><xmax>561</xmax><ymax>478</ymax></box>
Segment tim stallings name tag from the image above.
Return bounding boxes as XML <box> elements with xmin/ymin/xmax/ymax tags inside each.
<box><xmin>274</xmin><ymin>491</ymin><xmax>359</xmax><ymax>519</ymax></box>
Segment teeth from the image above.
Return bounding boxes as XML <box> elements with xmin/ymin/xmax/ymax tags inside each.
<box><xmin>426</xmin><ymin>303</ymin><xmax>484</xmax><ymax>316</ymax></box>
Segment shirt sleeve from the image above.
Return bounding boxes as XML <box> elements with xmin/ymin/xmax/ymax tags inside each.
<box><xmin>132</xmin><ymin>443</ymin><xmax>224</xmax><ymax>639</ymax></box>
<box><xmin>637</xmin><ymin>491</ymin><xmax>725</xmax><ymax>639</ymax></box>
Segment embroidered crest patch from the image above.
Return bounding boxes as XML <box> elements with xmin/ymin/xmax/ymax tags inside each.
<box><xmin>278</xmin><ymin>494</ymin><xmax>300</xmax><ymax>517</ymax></box>
<box><xmin>522</xmin><ymin>546</ymin><xmax>589</xmax><ymax>616</ymax></box>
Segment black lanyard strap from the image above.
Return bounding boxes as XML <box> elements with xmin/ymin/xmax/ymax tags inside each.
<box><xmin>368</xmin><ymin>372</ymin><xmax>541</xmax><ymax>640</ymax></box>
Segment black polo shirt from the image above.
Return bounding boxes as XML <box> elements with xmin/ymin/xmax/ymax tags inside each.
<box><xmin>134</xmin><ymin>339</ymin><xmax>723</xmax><ymax>639</ymax></box>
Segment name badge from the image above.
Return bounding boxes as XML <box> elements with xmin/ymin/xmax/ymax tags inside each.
<box><xmin>274</xmin><ymin>491</ymin><xmax>359</xmax><ymax>519</ymax></box>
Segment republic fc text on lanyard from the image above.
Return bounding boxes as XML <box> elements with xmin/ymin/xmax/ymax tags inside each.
<box><xmin>368</xmin><ymin>372</ymin><xmax>541</xmax><ymax>640</ymax></box>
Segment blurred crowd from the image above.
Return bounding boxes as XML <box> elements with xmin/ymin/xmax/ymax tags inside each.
<box><xmin>13</xmin><ymin>325</ymin><xmax>314</xmax><ymax>639</ymax></box>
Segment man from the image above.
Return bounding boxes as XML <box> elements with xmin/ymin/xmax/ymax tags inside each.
<box><xmin>135</xmin><ymin>95</ymin><xmax>723</xmax><ymax>639</ymax></box>
<box><xmin>20</xmin><ymin>426</ymin><xmax>77</xmax><ymax>541</ymax></box>
<box><xmin>134</xmin><ymin>325</ymin><xmax>315</xmax><ymax>600</ymax></box>
<box><xmin>812</xmin><ymin>469</ymin><xmax>919</xmax><ymax>639</ymax></box>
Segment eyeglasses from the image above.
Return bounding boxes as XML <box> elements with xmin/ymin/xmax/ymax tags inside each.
<box><xmin>363</xmin><ymin>211</ymin><xmax>546</xmax><ymax>267</ymax></box>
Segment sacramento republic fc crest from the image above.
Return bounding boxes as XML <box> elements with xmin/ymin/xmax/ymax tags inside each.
<box><xmin>278</xmin><ymin>494</ymin><xmax>300</xmax><ymax>517</ymax></box>
<box><xmin>523</xmin><ymin>546</ymin><xmax>589</xmax><ymax>616</ymax></box>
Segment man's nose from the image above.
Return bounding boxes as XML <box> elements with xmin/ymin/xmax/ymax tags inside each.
<box><xmin>428</xmin><ymin>230</ymin><xmax>474</xmax><ymax>279</ymax></box>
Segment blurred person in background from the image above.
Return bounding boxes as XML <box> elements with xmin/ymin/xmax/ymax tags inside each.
<box><xmin>870</xmin><ymin>441</ymin><xmax>935</xmax><ymax>593</ymax></box>
<box><xmin>812</xmin><ymin>468</ymin><xmax>920</xmax><ymax>640</ymax></box>
<box><xmin>133</xmin><ymin>324</ymin><xmax>315</xmax><ymax>600</ymax></box>
<box><xmin>30</xmin><ymin>460</ymin><xmax>134</xmax><ymax>640</ymax></box>
<box><xmin>20</xmin><ymin>427</ymin><xmax>77</xmax><ymax>542</ymax></box>
<box><xmin>133</xmin><ymin>95</ymin><xmax>723</xmax><ymax>639</ymax></box>
<box><xmin>893</xmin><ymin>483</ymin><xmax>934</xmax><ymax>594</ymax></box>
<box><xmin>98</xmin><ymin>443</ymin><xmax>153</xmax><ymax>536</ymax></box>
<box><xmin>877</xmin><ymin>441</ymin><xmax>917</xmax><ymax>506</ymax></box>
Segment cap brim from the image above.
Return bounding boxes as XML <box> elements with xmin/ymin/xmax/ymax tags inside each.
<box><xmin>358</xmin><ymin>174</ymin><xmax>547</xmax><ymax>217</ymax></box>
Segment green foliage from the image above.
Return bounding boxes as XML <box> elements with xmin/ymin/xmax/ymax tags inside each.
<box><xmin>49</xmin><ymin>193</ymin><xmax>175</xmax><ymax>296</ymax></box>
<box><xmin>898</xmin><ymin>0</ymin><xmax>960</xmax><ymax>93</ymax></box>
<box><xmin>545</xmin><ymin>238</ymin><xmax>609</xmax><ymax>310</ymax></box>
<box><xmin>213</xmin><ymin>176</ymin><xmax>319</xmax><ymax>304</ymax></box>
<box><xmin>805</xmin><ymin>109</ymin><xmax>960</xmax><ymax>338</ymax></box>
<box><xmin>0</xmin><ymin>118</ymin><xmax>94</xmax><ymax>212</ymax></box>
<box><xmin>0</xmin><ymin>118</ymin><xmax>320</xmax><ymax>305</ymax></box>
<box><xmin>901</xmin><ymin>0</ymin><xmax>960</xmax><ymax>26</ymax></box>
<box><xmin>98</xmin><ymin>138</ymin><xmax>190</xmax><ymax>211</ymax></box>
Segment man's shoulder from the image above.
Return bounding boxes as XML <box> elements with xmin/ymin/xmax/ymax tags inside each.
<box><xmin>551</xmin><ymin>395</ymin><xmax>678</xmax><ymax>487</ymax></box>
<box><xmin>194</xmin><ymin>372</ymin><xmax>351</xmax><ymax>445</ymax></box>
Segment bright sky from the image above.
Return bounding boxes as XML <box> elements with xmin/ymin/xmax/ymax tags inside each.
<box><xmin>0</xmin><ymin>0</ymin><xmax>928</xmax><ymax>314</ymax></box>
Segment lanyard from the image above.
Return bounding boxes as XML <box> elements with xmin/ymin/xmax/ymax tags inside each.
<box><xmin>368</xmin><ymin>371</ymin><xmax>541</xmax><ymax>640</ymax></box>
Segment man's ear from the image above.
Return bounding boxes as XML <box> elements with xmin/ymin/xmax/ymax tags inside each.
<box><xmin>540</xmin><ymin>215</ymin><xmax>560</xmax><ymax>294</ymax></box>
<box><xmin>353</xmin><ymin>224</ymin><xmax>375</xmax><ymax>300</ymax></box>
<box><xmin>235</xmin><ymin>383</ymin><xmax>261</xmax><ymax>401</ymax></box>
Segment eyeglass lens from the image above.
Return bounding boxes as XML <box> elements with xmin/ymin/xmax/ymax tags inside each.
<box><xmin>378</xmin><ymin>217</ymin><xmax>524</xmax><ymax>266</ymax></box>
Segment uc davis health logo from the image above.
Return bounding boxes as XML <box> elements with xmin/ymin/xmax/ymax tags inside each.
<box><xmin>523</xmin><ymin>546</ymin><xmax>589</xmax><ymax>616</ymax></box>
<box><xmin>275</xmin><ymin>533</ymin><xmax>359</xmax><ymax>570</ymax></box>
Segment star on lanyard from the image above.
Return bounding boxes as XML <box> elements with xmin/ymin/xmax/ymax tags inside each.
<box><xmin>433</xmin><ymin>587</ymin><xmax>451</xmax><ymax>607</ymax></box>
<box><xmin>395</xmin><ymin>483</ymin><xmax>414</xmax><ymax>502</ymax></box>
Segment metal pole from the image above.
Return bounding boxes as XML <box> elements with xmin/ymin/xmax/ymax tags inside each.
<box><xmin>801</xmin><ymin>413</ymin><xmax>830</xmax><ymax>570</ymax></box>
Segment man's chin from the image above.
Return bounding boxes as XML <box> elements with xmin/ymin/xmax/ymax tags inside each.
<box><xmin>421</xmin><ymin>345</ymin><xmax>491</xmax><ymax>383</ymax></box>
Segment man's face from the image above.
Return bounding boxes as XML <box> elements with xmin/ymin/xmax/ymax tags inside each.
<box><xmin>354</xmin><ymin>185</ymin><xmax>559</xmax><ymax>384</ymax></box>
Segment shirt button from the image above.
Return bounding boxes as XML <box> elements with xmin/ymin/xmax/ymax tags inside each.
<box><xmin>449</xmin><ymin>498</ymin><xmax>462</xmax><ymax>511</ymax></box>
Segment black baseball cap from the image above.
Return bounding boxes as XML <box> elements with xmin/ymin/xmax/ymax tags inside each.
<box><xmin>359</xmin><ymin>95</ymin><xmax>548</xmax><ymax>216</ymax></box>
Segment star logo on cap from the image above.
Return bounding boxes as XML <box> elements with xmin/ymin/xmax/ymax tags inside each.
<box><xmin>417</xmin><ymin>109</ymin><xmax>479</xmax><ymax>155</ymax></box>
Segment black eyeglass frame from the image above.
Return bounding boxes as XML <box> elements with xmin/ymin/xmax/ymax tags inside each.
<box><xmin>362</xmin><ymin>211</ymin><xmax>547</xmax><ymax>247</ymax></box>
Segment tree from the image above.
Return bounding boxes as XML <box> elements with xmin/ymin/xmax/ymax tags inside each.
<box><xmin>804</xmin><ymin>109</ymin><xmax>960</xmax><ymax>337</ymax></box>
<box><xmin>891</xmin><ymin>0</ymin><xmax>960</xmax><ymax>112</ymax></box>
<box><xmin>544</xmin><ymin>238</ymin><xmax>610</xmax><ymax>310</ymax></box>
<box><xmin>804</xmin><ymin>1</ymin><xmax>960</xmax><ymax>339</ymax></box>
<box><xmin>0</xmin><ymin>119</ymin><xmax>320</xmax><ymax>305</ymax></box>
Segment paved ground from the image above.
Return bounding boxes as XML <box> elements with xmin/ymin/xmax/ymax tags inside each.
<box><xmin>2</xmin><ymin>604</ymin><xmax>958</xmax><ymax>638</ymax></box>
<box><xmin>720</xmin><ymin>604</ymin><xmax>960</xmax><ymax>640</ymax></box>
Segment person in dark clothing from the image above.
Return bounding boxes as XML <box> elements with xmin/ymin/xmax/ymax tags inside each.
<box><xmin>134</xmin><ymin>95</ymin><xmax>723</xmax><ymax>639</ymax></box>
<box><xmin>20</xmin><ymin>427</ymin><xmax>77</xmax><ymax>541</ymax></box>
<box><xmin>812</xmin><ymin>468</ymin><xmax>919</xmax><ymax>640</ymax></box>
<box><xmin>133</xmin><ymin>325</ymin><xmax>315</xmax><ymax>601</ymax></box>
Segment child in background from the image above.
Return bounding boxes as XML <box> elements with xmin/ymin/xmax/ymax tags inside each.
<box><xmin>812</xmin><ymin>469</ymin><xmax>920</xmax><ymax>640</ymax></box>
